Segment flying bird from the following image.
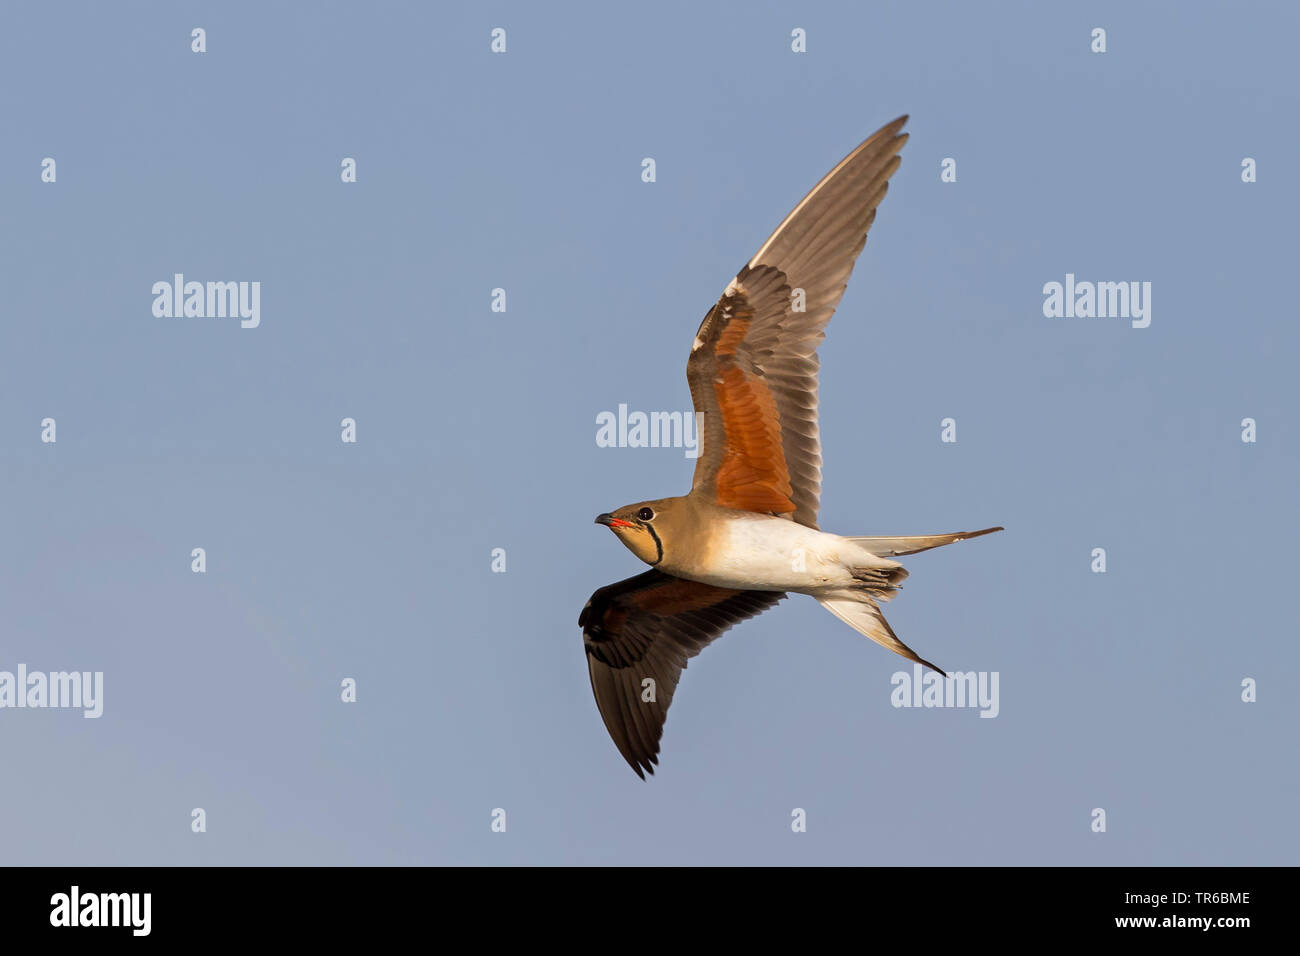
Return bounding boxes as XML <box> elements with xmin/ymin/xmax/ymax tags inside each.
<box><xmin>580</xmin><ymin>116</ymin><xmax>1002</xmax><ymax>778</ymax></box>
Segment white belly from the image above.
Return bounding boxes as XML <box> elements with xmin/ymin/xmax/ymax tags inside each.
<box><xmin>674</xmin><ymin>515</ymin><xmax>868</xmax><ymax>592</ymax></box>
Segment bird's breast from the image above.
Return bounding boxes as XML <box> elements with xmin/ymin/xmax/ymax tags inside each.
<box><xmin>665</xmin><ymin>514</ymin><xmax>856</xmax><ymax>592</ymax></box>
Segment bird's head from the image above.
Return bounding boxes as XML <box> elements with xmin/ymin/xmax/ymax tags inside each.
<box><xmin>594</xmin><ymin>497</ymin><xmax>685</xmax><ymax>567</ymax></box>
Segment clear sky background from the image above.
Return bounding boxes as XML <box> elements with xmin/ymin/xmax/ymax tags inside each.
<box><xmin>2</xmin><ymin>2</ymin><xmax>1296</xmax><ymax>865</ymax></box>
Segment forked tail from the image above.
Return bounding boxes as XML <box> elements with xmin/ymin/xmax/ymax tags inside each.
<box><xmin>823</xmin><ymin>525</ymin><xmax>1003</xmax><ymax>674</ymax></box>
<box><xmin>816</xmin><ymin>591</ymin><xmax>946</xmax><ymax>675</ymax></box>
<box><xmin>847</xmin><ymin>526</ymin><xmax>1003</xmax><ymax>557</ymax></box>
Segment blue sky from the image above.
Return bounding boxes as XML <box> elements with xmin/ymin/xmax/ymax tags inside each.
<box><xmin>1</xmin><ymin>1</ymin><xmax>1296</xmax><ymax>865</ymax></box>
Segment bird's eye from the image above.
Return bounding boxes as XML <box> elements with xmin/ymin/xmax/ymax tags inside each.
<box><xmin>637</xmin><ymin>507</ymin><xmax>655</xmax><ymax>522</ymax></box>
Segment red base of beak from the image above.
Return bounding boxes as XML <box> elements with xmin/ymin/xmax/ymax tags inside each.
<box><xmin>596</xmin><ymin>513</ymin><xmax>635</xmax><ymax>529</ymax></box>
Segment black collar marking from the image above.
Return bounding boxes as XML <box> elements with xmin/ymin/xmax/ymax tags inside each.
<box><xmin>645</xmin><ymin>524</ymin><xmax>664</xmax><ymax>565</ymax></box>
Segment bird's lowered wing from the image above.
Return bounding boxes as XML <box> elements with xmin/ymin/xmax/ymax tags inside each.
<box><xmin>580</xmin><ymin>569</ymin><xmax>784</xmax><ymax>778</ymax></box>
<box><xmin>688</xmin><ymin>116</ymin><xmax>909</xmax><ymax>529</ymax></box>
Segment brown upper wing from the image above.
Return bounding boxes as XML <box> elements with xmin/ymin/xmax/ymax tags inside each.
<box><xmin>580</xmin><ymin>569</ymin><xmax>783</xmax><ymax>778</ymax></box>
<box><xmin>688</xmin><ymin>116</ymin><xmax>909</xmax><ymax>528</ymax></box>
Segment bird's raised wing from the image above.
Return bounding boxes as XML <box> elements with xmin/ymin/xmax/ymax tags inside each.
<box><xmin>580</xmin><ymin>569</ymin><xmax>783</xmax><ymax>778</ymax></box>
<box><xmin>688</xmin><ymin>116</ymin><xmax>909</xmax><ymax>528</ymax></box>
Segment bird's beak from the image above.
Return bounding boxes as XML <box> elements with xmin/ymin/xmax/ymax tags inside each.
<box><xmin>595</xmin><ymin>513</ymin><xmax>633</xmax><ymax>529</ymax></box>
